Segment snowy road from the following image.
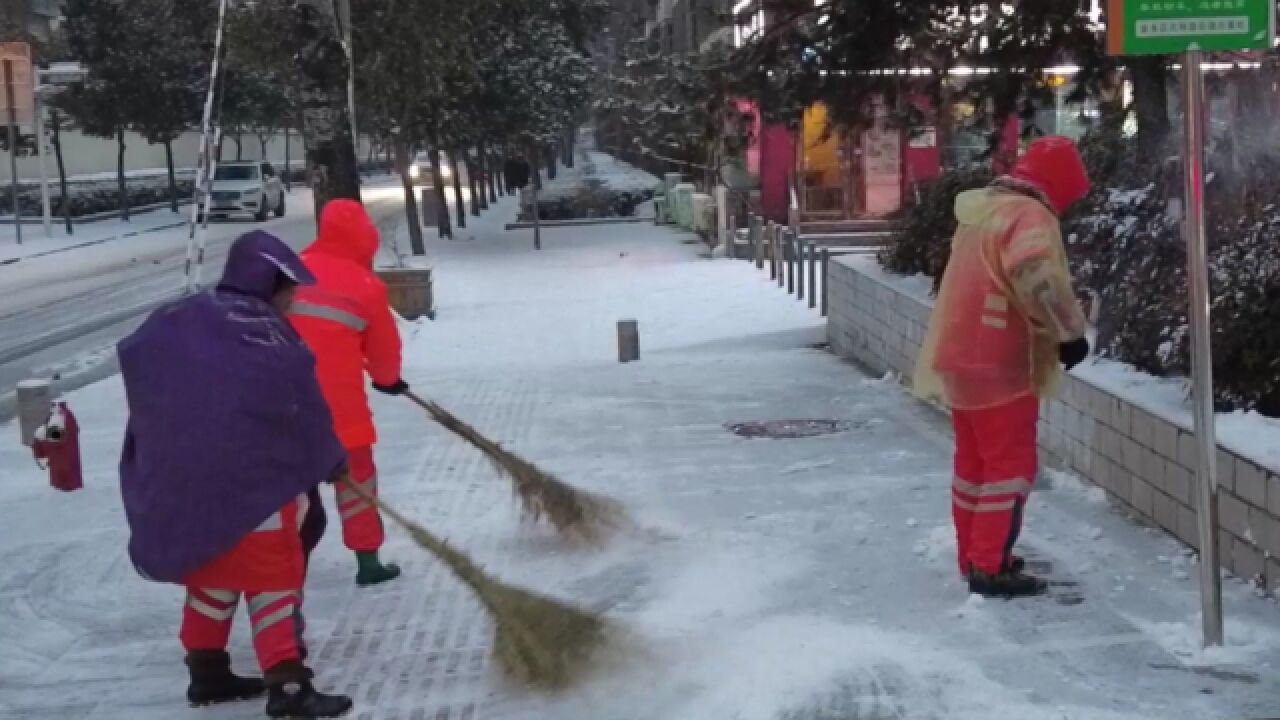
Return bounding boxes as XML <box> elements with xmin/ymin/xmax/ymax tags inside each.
<box><xmin>0</xmin><ymin>184</ymin><xmax>408</xmax><ymax>420</ymax></box>
<box><xmin>3</xmin><ymin>200</ymin><xmax>1280</xmax><ymax>719</ymax></box>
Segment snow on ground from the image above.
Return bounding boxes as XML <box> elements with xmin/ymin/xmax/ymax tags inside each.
<box><xmin>0</xmin><ymin>206</ymin><xmax>191</xmax><ymax>265</ymax></box>
<box><xmin>2</xmin><ymin>197</ymin><xmax>1280</xmax><ymax>719</ymax></box>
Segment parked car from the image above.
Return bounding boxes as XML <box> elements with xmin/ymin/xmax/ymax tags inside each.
<box><xmin>205</xmin><ymin>161</ymin><xmax>286</xmax><ymax>222</ymax></box>
<box><xmin>408</xmin><ymin>151</ymin><xmax>463</xmax><ymax>186</ymax></box>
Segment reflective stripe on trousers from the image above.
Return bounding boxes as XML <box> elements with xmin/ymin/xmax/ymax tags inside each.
<box><xmin>181</xmin><ymin>588</ymin><xmax>301</xmax><ymax>672</ymax></box>
<box><xmin>337</xmin><ymin>474</ymin><xmax>378</xmax><ymax>520</ymax></box>
<box><xmin>951</xmin><ymin>476</ymin><xmax>1032</xmax><ymax>513</ymax></box>
<box><xmin>254</xmin><ymin>493</ymin><xmax>311</xmax><ymax>533</ymax></box>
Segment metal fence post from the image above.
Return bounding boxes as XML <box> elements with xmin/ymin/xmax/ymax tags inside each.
<box><xmin>797</xmin><ymin>239</ymin><xmax>806</xmax><ymax>301</ymax></box>
<box><xmin>808</xmin><ymin>241</ymin><xmax>817</xmax><ymax>310</ymax></box>
<box><xmin>786</xmin><ymin>233</ymin><xmax>796</xmax><ymax>295</ymax></box>
<box><xmin>751</xmin><ymin>215</ymin><xmax>763</xmax><ymax>269</ymax></box>
<box><xmin>775</xmin><ymin>228</ymin><xmax>785</xmax><ymax>289</ymax></box>
<box><xmin>821</xmin><ymin>247</ymin><xmax>831</xmax><ymax>317</ymax></box>
<box><xmin>762</xmin><ymin>221</ymin><xmax>773</xmax><ymax>280</ymax></box>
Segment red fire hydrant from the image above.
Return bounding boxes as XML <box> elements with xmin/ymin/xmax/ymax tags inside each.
<box><xmin>32</xmin><ymin>402</ymin><xmax>83</xmax><ymax>492</ymax></box>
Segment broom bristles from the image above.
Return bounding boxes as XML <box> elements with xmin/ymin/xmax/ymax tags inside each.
<box><xmin>407</xmin><ymin>392</ymin><xmax>625</xmax><ymax>543</ymax></box>
<box><xmin>342</xmin><ymin>478</ymin><xmax>607</xmax><ymax>690</ymax></box>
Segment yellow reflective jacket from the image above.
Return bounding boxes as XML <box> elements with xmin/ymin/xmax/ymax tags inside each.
<box><xmin>914</xmin><ymin>186</ymin><xmax>1087</xmax><ymax>410</ymax></box>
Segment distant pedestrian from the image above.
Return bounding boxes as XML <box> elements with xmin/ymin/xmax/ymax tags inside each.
<box><xmin>290</xmin><ymin>200</ymin><xmax>407</xmax><ymax>588</ymax></box>
<box><xmin>914</xmin><ymin>136</ymin><xmax>1092</xmax><ymax>599</ymax></box>
<box><xmin>118</xmin><ymin>231</ymin><xmax>354</xmax><ymax>718</ymax></box>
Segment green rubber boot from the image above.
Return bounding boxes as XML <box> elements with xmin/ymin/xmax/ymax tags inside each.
<box><xmin>355</xmin><ymin>552</ymin><xmax>401</xmax><ymax>587</ymax></box>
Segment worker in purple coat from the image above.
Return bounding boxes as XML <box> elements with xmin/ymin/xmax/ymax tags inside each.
<box><xmin>118</xmin><ymin>230</ymin><xmax>354</xmax><ymax>719</ymax></box>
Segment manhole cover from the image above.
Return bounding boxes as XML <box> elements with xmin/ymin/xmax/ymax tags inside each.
<box><xmin>727</xmin><ymin>419</ymin><xmax>853</xmax><ymax>439</ymax></box>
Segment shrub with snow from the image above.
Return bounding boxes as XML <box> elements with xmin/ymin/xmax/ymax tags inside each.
<box><xmin>879</xmin><ymin>131</ymin><xmax>1280</xmax><ymax>416</ymax></box>
<box><xmin>877</xmin><ymin>164</ymin><xmax>992</xmax><ymax>293</ymax></box>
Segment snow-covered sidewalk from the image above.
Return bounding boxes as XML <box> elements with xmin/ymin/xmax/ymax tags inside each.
<box><xmin>2</xmin><ymin>198</ymin><xmax>1279</xmax><ymax>720</ymax></box>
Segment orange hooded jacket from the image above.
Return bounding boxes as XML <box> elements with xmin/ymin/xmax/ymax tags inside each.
<box><xmin>290</xmin><ymin>200</ymin><xmax>402</xmax><ymax>450</ymax></box>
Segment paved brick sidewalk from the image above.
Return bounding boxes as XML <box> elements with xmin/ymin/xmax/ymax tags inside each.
<box><xmin>2</xmin><ymin>204</ymin><xmax>1280</xmax><ymax>719</ymax></box>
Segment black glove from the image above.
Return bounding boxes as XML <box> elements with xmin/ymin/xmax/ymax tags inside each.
<box><xmin>372</xmin><ymin>379</ymin><xmax>409</xmax><ymax>396</ymax></box>
<box><xmin>1059</xmin><ymin>337</ymin><xmax>1090</xmax><ymax>371</ymax></box>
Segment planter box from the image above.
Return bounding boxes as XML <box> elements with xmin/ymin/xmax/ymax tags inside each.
<box><xmin>377</xmin><ymin>267</ymin><xmax>434</xmax><ymax>321</ymax></box>
<box><xmin>827</xmin><ymin>254</ymin><xmax>1280</xmax><ymax>590</ymax></box>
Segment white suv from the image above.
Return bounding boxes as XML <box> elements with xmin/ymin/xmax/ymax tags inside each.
<box><xmin>206</xmin><ymin>161</ymin><xmax>286</xmax><ymax>222</ymax></box>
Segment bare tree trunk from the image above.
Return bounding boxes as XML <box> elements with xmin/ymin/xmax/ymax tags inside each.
<box><xmin>529</xmin><ymin>147</ymin><xmax>542</xmax><ymax>190</ymax></box>
<box><xmin>234</xmin><ymin>133</ymin><xmax>244</xmax><ymax>160</ymax></box>
<box><xmin>482</xmin><ymin>145</ymin><xmax>498</xmax><ymax>203</ymax></box>
<box><xmin>1129</xmin><ymin>56</ymin><xmax>1172</xmax><ymax>160</ymax></box>
<box><xmin>544</xmin><ymin>145</ymin><xmax>558</xmax><ymax>180</ymax></box>
<box><xmin>164</xmin><ymin>140</ymin><xmax>179</xmax><ymax>213</ymax></box>
<box><xmin>428</xmin><ymin>142</ymin><xmax>451</xmax><ymax>238</ymax></box>
<box><xmin>563</xmin><ymin>126</ymin><xmax>575</xmax><ymax>168</ymax></box>
<box><xmin>394</xmin><ymin>138</ymin><xmax>425</xmax><ymax>255</ymax></box>
<box><xmin>495</xmin><ymin>150</ymin><xmax>506</xmax><ymax>197</ymax></box>
<box><xmin>51</xmin><ymin>110</ymin><xmax>71</xmax><ymax>235</ymax></box>
<box><xmin>287</xmin><ymin>0</ymin><xmax>362</xmax><ymax>218</ymax></box>
<box><xmin>116</xmin><ymin>128</ymin><xmax>130</xmax><ymax>221</ymax></box>
<box><xmin>259</xmin><ymin>133</ymin><xmax>269</xmax><ymax>161</ymax></box>
<box><xmin>450</xmin><ymin>151</ymin><xmax>466</xmax><ymax>229</ymax></box>
<box><xmin>283</xmin><ymin>125</ymin><xmax>292</xmax><ymax>189</ymax></box>
<box><xmin>467</xmin><ymin>154</ymin><xmax>482</xmax><ymax>216</ymax></box>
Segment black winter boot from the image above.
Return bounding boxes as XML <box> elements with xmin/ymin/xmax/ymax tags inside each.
<box><xmin>355</xmin><ymin>552</ymin><xmax>401</xmax><ymax>588</ymax></box>
<box><xmin>185</xmin><ymin>650</ymin><xmax>265</xmax><ymax>707</ymax></box>
<box><xmin>969</xmin><ymin>567</ymin><xmax>1048</xmax><ymax>599</ymax></box>
<box><xmin>265</xmin><ymin>660</ymin><xmax>353</xmax><ymax>719</ymax></box>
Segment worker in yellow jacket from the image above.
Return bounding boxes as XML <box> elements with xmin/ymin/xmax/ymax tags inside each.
<box><xmin>914</xmin><ymin>136</ymin><xmax>1091</xmax><ymax>598</ymax></box>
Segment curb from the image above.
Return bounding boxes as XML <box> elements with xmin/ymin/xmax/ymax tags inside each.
<box><xmin>0</xmin><ymin>216</ymin><xmax>190</xmax><ymax>267</ymax></box>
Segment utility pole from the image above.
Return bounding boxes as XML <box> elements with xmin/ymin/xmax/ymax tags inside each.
<box><xmin>334</xmin><ymin>0</ymin><xmax>356</xmax><ymax>143</ymax></box>
<box><xmin>4</xmin><ymin>59</ymin><xmax>22</xmax><ymax>246</ymax></box>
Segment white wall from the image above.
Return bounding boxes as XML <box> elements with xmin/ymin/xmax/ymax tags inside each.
<box><xmin>1</xmin><ymin>129</ymin><xmax>380</xmax><ymax>182</ymax></box>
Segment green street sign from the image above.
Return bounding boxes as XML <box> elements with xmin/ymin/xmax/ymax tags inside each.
<box><xmin>1107</xmin><ymin>0</ymin><xmax>1276</xmax><ymax>55</ymax></box>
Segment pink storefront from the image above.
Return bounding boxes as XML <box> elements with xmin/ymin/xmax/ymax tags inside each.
<box><xmin>741</xmin><ymin>98</ymin><xmax>1019</xmax><ymax>225</ymax></box>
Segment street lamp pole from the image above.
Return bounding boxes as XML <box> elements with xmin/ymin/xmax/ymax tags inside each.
<box><xmin>33</xmin><ymin>83</ymin><xmax>51</xmax><ymax>238</ymax></box>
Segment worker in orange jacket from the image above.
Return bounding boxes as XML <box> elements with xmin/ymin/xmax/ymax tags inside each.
<box><xmin>290</xmin><ymin>199</ymin><xmax>406</xmax><ymax>587</ymax></box>
<box><xmin>914</xmin><ymin>136</ymin><xmax>1091</xmax><ymax>599</ymax></box>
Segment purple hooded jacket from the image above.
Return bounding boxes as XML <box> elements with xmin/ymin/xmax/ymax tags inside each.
<box><xmin>118</xmin><ymin>231</ymin><xmax>347</xmax><ymax>584</ymax></box>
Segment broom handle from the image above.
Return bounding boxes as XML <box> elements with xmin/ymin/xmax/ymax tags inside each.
<box><xmin>402</xmin><ymin>390</ymin><xmax>508</xmax><ymax>459</ymax></box>
<box><xmin>340</xmin><ymin>474</ymin><xmax>412</xmax><ymax>531</ymax></box>
<box><xmin>337</xmin><ymin>474</ymin><xmax>506</xmax><ymax>601</ymax></box>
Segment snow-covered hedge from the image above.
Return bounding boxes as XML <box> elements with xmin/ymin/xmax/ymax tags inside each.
<box><xmin>522</xmin><ymin>151</ymin><xmax>657</xmax><ymax>221</ymax></box>
<box><xmin>1</xmin><ymin>159</ymin><xmax>395</xmax><ymax>220</ymax></box>
<box><xmin>879</xmin><ymin>134</ymin><xmax>1280</xmax><ymax>417</ymax></box>
<box><xmin>877</xmin><ymin>164</ymin><xmax>992</xmax><ymax>292</ymax></box>
<box><xmin>0</xmin><ymin>170</ymin><xmax>197</xmax><ymax>219</ymax></box>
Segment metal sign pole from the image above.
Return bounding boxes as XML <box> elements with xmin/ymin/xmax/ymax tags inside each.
<box><xmin>4</xmin><ymin>59</ymin><xmax>21</xmax><ymax>246</ymax></box>
<box><xmin>1182</xmin><ymin>48</ymin><xmax>1224</xmax><ymax>648</ymax></box>
<box><xmin>34</xmin><ymin>84</ymin><xmax>51</xmax><ymax>238</ymax></box>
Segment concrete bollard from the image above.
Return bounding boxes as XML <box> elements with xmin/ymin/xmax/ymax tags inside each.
<box><xmin>16</xmin><ymin>379</ymin><xmax>52</xmax><ymax>447</ymax></box>
<box><xmin>617</xmin><ymin>319</ymin><xmax>640</xmax><ymax>363</ymax></box>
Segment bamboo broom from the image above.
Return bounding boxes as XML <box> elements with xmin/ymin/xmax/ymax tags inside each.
<box><xmin>342</xmin><ymin>477</ymin><xmax>607</xmax><ymax>690</ymax></box>
<box><xmin>404</xmin><ymin>390</ymin><xmax>624</xmax><ymax>543</ymax></box>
